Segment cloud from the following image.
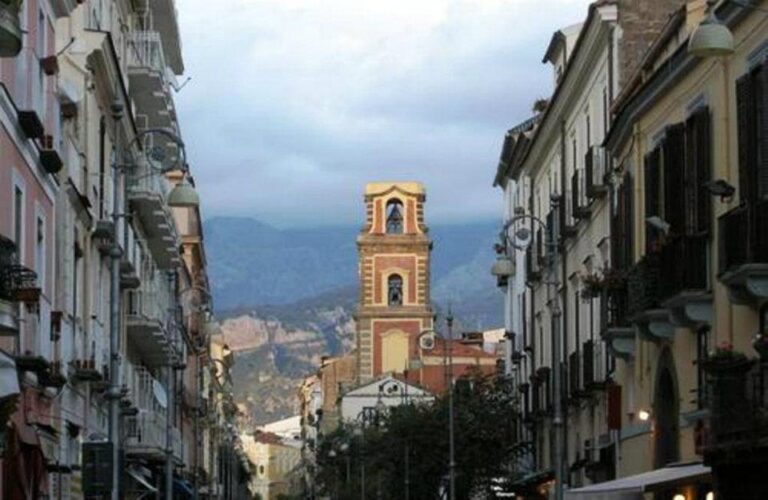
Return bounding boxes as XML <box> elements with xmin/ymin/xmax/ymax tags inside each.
<box><xmin>175</xmin><ymin>0</ymin><xmax>592</xmax><ymax>227</ymax></box>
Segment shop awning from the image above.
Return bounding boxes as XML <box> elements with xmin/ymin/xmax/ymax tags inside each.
<box><xmin>127</xmin><ymin>466</ymin><xmax>157</xmax><ymax>493</ymax></box>
<box><xmin>565</xmin><ymin>463</ymin><xmax>711</xmax><ymax>499</ymax></box>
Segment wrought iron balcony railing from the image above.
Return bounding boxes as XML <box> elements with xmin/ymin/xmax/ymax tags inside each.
<box><xmin>626</xmin><ymin>254</ymin><xmax>662</xmax><ymax>317</ymax></box>
<box><xmin>658</xmin><ymin>233</ymin><xmax>709</xmax><ymax>300</ymax></box>
<box><xmin>704</xmin><ymin>357</ymin><xmax>768</xmax><ymax>454</ymax></box>
<box><xmin>585</xmin><ymin>146</ymin><xmax>608</xmax><ymax>199</ymax></box>
<box><xmin>718</xmin><ymin>200</ymin><xmax>768</xmax><ymax>274</ymax></box>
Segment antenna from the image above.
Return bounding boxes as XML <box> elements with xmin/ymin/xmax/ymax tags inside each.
<box><xmin>171</xmin><ymin>76</ymin><xmax>192</xmax><ymax>93</ymax></box>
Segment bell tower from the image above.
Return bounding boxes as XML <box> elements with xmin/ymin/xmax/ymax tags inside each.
<box><xmin>356</xmin><ymin>182</ymin><xmax>434</xmax><ymax>382</ymax></box>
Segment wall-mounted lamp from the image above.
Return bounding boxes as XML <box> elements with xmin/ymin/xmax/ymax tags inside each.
<box><xmin>645</xmin><ymin>216</ymin><xmax>671</xmax><ymax>236</ymax></box>
<box><xmin>491</xmin><ymin>255</ymin><xmax>516</xmax><ymax>278</ymax></box>
<box><xmin>704</xmin><ymin>179</ymin><xmax>736</xmax><ymax>201</ymax></box>
<box><xmin>638</xmin><ymin>409</ymin><xmax>652</xmax><ymax>421</ymax></box>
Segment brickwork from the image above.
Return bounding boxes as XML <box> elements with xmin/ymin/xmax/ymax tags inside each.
<box><xmin>617</xmin><ymin>0</ymin><xmax>686</xmax><ymax>87</ymax></box>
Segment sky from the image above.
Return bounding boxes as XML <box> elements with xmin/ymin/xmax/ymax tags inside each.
<box><xmin>175</xmin><ymin>0</ymin><xmax>592</xmax><ymax>228</ymax></box>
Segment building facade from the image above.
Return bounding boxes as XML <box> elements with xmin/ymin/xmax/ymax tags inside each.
<box><xmin>0</xmin><ymin>1</ymin><xmax>238</xmax><ymax>498</ymax></box>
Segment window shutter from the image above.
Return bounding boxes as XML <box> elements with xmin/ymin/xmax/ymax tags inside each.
<box><xmin>736</xmin><ymin>74</ymin><xmax>755</xmax><ymax>204</ymax></box>
<box><xmin>644</xmin><ymin>148</ymin><xmax>661</xmax><ymax>252</ymax></box>
<box><xmin>695</xmin><ymin>107</ymin><xmax>712</xmax><ymax>234</ymax></box>
<box><xmin>759</xmin><ymin>62</ymin><xmax>768</xmax><ymax>200</ymax></box>
<box><xmin>663</xmin><ymin>124</ymin><xmax>686</xmax><ymax>234</ymax></box>
<box><xmin>624</xmin><ymin>174</ymin><xmax>634</xmax><ymax>268</ymax></box>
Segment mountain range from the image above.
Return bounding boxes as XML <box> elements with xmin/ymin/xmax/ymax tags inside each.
<box><xmin>204</xmin><ymin>216</ymin><xmax>504</xmax><ymax>424</ymax></box>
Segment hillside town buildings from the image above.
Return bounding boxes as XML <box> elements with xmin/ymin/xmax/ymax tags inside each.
<box><xmin>493</xmin><ymin>0</ymin><xmax>768</xmax><ymax>498</ymax></box>
<box><xmin>0</xmin><ymin>1</ymin><xmax>246</xmax><ymax>498</ymax></box>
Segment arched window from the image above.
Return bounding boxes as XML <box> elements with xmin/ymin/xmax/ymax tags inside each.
<box><xmin>388</xmin><ymin>274</ymin><xmax>403</xmax><ymax>306</ymax></box>
<box><xmin>386</xmin><ymin>199</ymin><xmax>404</xmax><ymax>234</ymax></box>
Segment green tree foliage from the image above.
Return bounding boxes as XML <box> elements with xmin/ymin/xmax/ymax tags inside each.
<box><xmin>314</xmin><ymin>371</ymin><xmax>520</xmax><ymax>499</ymax></box>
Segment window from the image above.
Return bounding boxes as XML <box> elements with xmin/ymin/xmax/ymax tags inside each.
<box><xmin>35</xmin><ymin>216</ymin><xmax>44</xmax><ymax>291</ymax></box>
<box><xmin>13</xmin><ymin>187</ymin><xmax>23</xmax><ymax>260</ymax></box>
<box><xmin>643</xmin><ymin>107</ymin><xmax>711</xmax><ymax>252</ymax></box>
<box><xmin>736</xmin><ymin>61</ymin><xmax>768</xmax><ymax>203</ymax></box>
<box><xmin>387</xmin><ymin>274</ymin><xmax>403</xmax><ymax>306</ymax></box>
<box><xmin>386</xmin><ymin>199</ymin><xmax>404</xmax><ymax>234</ymax></box>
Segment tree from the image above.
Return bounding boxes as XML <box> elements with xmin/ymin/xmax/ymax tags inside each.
<box><xmin>314</xmin><ymin>371</ymin><xmax>521</xmax><ymax>499</ymax></box>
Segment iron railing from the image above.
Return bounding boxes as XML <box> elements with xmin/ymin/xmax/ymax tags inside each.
<box><xmin>627</xmin><ymin>254</ymin><xmax>662</xmax><ymax>317</ymax></box>
<box><xmin>705</xmin><ymin>359</ymin><xmax>768</xmax><ymax>451</ymax></box>
<box><xmin>658</xmin><ymin>233</ymin><xmax>709</xmax><ymax>299</ymax></box>
<box><xmin>127</xmin><ymin>30</ymin><xmax>168</xmax><ymax>75</ymax></box>
<box><xmin>718</xmin><ymin>200</ymin><xmax>768</xmax><ymax>274</ymax></box>
<box><xmin>585</xmin><ymin>146</ymin><xmax>608</xmax><ymax>198</ymax></box>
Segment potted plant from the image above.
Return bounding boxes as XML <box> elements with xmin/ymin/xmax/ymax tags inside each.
<box><xmin>582</xmin><ymin>272</ymin><xmax>604</xmax><ymax>299</ymax></box>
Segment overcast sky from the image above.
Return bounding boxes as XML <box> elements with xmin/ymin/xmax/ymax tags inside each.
<box><xmin>175</xmin><ymin>0</ymin><xmax>592</xmax><ymax>228</ymax></box>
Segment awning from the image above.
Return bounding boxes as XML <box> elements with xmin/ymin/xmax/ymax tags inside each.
<box><xmin>0</xmin><ymin>350</ymin><xmax>20</xmax><ymax>399</ymax></box>
<box><xmin>173</xmin><ymin>477</ymin><xmax>195</xmax><ymax>498</ymax></box>
<box><xmin>127</xmin><ymin>466</ymin><xmax>157</xmax><ymax>493</ymax></box>
<box><xmin>565</xmin><ymin>463</ymin><xmax>711</xmax><ymax>500</ymax></box>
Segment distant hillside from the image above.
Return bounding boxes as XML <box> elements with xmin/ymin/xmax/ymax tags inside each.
<box><xmin>205</xmin><ymin>216</ymin><xmax>504</xmax><ymax>328</ymax></box>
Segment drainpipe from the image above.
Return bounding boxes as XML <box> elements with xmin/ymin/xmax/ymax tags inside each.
<box><xmin>166</xmin><ymin>270</ymin><xmax>176</xmax><ymax>500</ymax></box>
<box><xmin>559</xmin><ymin>118</ymin><xmax>569</xmax><ymax>490</ymax></box>
<box><xmin>108</xmin><ymin>100</ymin><xmax>124</xmax><ymax>500</ymax></box>
<box><xmin>549</xmin><ymin>194</ymin><xmax>565</xmax><ymax>500</ymax></box>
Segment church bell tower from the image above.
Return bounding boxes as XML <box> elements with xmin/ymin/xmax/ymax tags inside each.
<box><xmin>355</xmin><ymin>182</ymin><xmax>434</xmax><ymax>383</ymax></box>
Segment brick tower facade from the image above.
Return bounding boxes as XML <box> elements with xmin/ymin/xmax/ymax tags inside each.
<box><xmin>356</xmin><ymin>182</ymin><xmax>434</xmax><ymax>383</ymax></box>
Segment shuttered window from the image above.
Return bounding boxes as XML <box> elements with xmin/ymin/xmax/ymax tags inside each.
<box><xmin>686</xmin><ymin>107</ymin><xmax>712</xmax><ymax>234</ymax></box>
<box><xmin>663</xmin><ymin>124</ymin><xmax>687</xmax><ymax>234</ymax></box>
<box><xmin>736</xmin><ymin>61</ymin><xmax>768</xmax><ymax>204</ymax></box>
<box><xmin>644</xmin><ymin>148</ymin><xmax>662</xmax><ymax>252</ymax></box>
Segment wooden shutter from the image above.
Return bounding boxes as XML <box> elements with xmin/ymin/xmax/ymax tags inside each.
<box><xmin>624</xmin><ymin>174</ymin><xmax>634</xmax><ymax>269</ymax></box>
<box><xmin>663</xmin><ymin>124</ymin><xmax>686</xmax><ymax>234</ymax></box>
<box><xmin>645</xmin><ymin>148</ymin><xmax>661</xmax><ymax>251</ymax></box>
<box><xmin>759</xmin><ymin>62</ymin><xmax>768</xmax><ymax>200</ymax></box>
<box><xmin>695</xmin><ymin>107</ymin><xmax>712</xmax><ymax>234</ymax></box>
<box><xmin>736</xmin><ymin>73</ymin><xmax>755</xmax><ymax>204</ymax></box>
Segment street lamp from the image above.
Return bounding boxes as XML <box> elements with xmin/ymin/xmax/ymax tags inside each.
<box><xmin>417</xmin><ymin>315</ymin><xmax>457</xmax><ymax>500</ymax></box>
<box><xmin>496</xmin><ymin>195</ymin><xmax>565</xmax><ymax>500</ymax></box>
<box><xmin>106</xmin><ymin>100</ymin><xmax>197</xmax><ymax>500</ymax></box>
<box><xmin>688</xmin><ymin>0</ymin><xmax>768</xmax><ymax>58</ymax></box>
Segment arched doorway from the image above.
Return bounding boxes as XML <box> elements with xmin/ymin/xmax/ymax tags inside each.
<box><xmin>654</xmin><ymin>348</ymin><xmax>680</xmax><ymax>468</ymax></box>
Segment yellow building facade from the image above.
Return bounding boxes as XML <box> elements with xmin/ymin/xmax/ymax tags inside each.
<box><xmin>602</xmin><ymin>1</ymin><xmax>768</xmax><ymax>497</ymax></box>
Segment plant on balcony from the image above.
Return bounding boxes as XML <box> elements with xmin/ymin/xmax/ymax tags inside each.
<box><xmin>582</xmin><ymin>268</ymin><xmax>626</xmax><ymax>299</ymax></box>
<box><xmin>703</xmin><ymin>341</ymin><xmax>751</xmax><ymax>373</ymax></box>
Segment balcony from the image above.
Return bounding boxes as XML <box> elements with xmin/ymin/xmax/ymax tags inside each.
<box><xmin>127</xmin><ymin>30</ymin><xmax>176</xmax><ymax>130</ymax></box>
<box><xmin>658</xmin><ymin>234</ymin><xmax>712</xmax><ymax>327</ymax></box>
<box><xmin>626</xmin><ymin>254</ymin><xmax>674</xmax><ymax>342</ymax></box>
<box><xmin>585</xmin><ymin>146</ymin><xmax>608</xmax><ymax>199</ymax></box>
<box><xmin>582</xmin><ymin>340</ymin><xmax>609</xmax><ymax>391</ymax></box>
<box><xmin>568</xmin><ymin>351</ymin><xmax>585</xmax><ymax>401</ymax></box>
<box><xmin>126</xmin><ymin>159</ymin><xmax>180</xmax><ymax>269</ymax></box>
<box><xmin>718</xmin><ymin>200</ymin><xmax>768</xmax><ymax>305</ymax></box>
<box><xmin>703</xmin><ymin>357</ymin><xmax>768</xmax><ymax>469</ymax></box>
<box><xmin>0</xmin><ymin>236</ymin><xmax>18</xmax><ymax>335</ymax></box>
<box><xmin>0</xmin><ymin>0</ymin><xmax>22</xmax><ymax>57</ymax></box>
<box><xmin>571</xmin><ymin>169</ymin><xmax>591</xmax><ymax>221</ymax></box>
<box><xmin>600</xmin><ymin>284</ymin><xmax>635</xmax><ymax>361</ymax></box>
<box><xmin>120</xmin><ymin>223</ymin><xmax>144</xmax><ymax>290</ymax></box>
<box><xmin>126</xmin><ymin>274</ymin><xmax>179</xmax><ymax>368</ymax></box>
<box><xmin>124</xmin><ymin>363</ymin><xmax>183</xmax><ymax>462</ymax></box>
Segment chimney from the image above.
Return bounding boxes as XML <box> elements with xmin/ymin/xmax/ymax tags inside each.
<box><xmin>617</xmin><ymin>0</ymin><xmax>687</xmax><ymax>88</ymax></box>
